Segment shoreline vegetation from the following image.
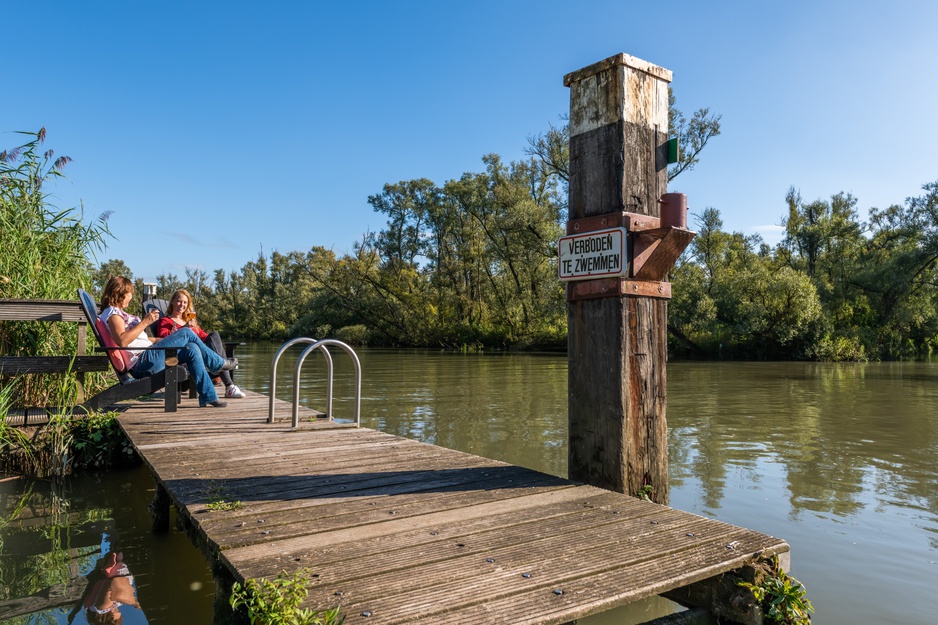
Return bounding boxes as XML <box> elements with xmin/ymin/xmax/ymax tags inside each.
<box><xmin>0</xmin><ymin>128</ymin><xmax>138</xmax><ymax>478</ymax></box>
<box><xmin>4</xmin><ymin>115</ymin><xmax>938</xmax><ymax>414</ymax></box>
<box><xmin>92</xmin><ymin>120</ymin><xmax>938</xmax><ymax>361</ymax></box>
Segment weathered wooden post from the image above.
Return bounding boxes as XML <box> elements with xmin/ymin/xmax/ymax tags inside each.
<box><xmin>563</xmin><ymin>53</ymin><xmax>694</xmax><ymax>504</ymax></box>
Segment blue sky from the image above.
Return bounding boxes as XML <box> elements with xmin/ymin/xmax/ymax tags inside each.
<box><xmin>4</xmin><ymin>1</ymin><xmax>937</xmax><ymax>282</ymax></box>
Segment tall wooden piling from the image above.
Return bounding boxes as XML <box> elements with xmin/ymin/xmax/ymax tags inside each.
<box><xmin>565</xmin><ymin>54</ymin><xmax>673</xmax><ymax>504</ymax></box>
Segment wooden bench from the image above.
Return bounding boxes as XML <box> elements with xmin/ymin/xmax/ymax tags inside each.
<box><xmin>0</xmin><ymin>299</ymin><xmax>111</xmax><ymax>416</ymax></box>
<box><xmin>0</xmin><ymin>294</ymin><xmax>197</xmax><ymax>424</ymax></box>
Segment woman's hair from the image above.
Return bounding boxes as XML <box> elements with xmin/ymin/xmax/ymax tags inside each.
<box><xmin>86</xmin><ymin>609</ymin><xmax>122</xmax><ymax>624</ymax></box>
<box><xmin>101</xmin><ymin>276</ymin><xmax>134</xmax><ymax>308</ymax></box>
<box><xmin>168</xmin><ymin>289</ymin><xmax>195</xmax><ymax>316</ymax></box>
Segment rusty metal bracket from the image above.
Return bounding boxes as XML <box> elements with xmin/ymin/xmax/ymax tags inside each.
<box><xmin>566</xmin><ymin>211</ymin><xmax>661</xmax><ymax>235</ymax></box>
<box><xmin>567</xmin><ymin>278</ymin><xmax>671</xmax><ymax>301</ymax></box>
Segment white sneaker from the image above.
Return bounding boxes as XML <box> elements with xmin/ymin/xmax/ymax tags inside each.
<box><xmin>225</xmin><ymin>385</ymin><xmax>246</xmax><ymax>399</ymax></box>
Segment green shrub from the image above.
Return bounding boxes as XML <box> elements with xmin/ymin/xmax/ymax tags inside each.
<box><xmin>0</xmin><ymin>407</ymin><xmax>135</xmax><ymax>477</ymax></box>
<box><xmin>70</xmin><ymin>410</ymin><xmax>136</xmax><ymax>469</ymax></box>
<box><xmin>230</xmin><ymin>568</ymin><xmax>345</xmax><ymax>625</ymax></box>
<box><xmin>809</xmin><ymin>335</ymin><xmax>868</xmax><ymax>362</ymax></box>
<box><xmin>738</xmin><ymin>555</ymin><xmax>814</xmax><ymax>624</ymax></box>
<box><xmin>335</xmin><ymin>325</ymin><xmax>369</xmax><ymax>346</ymax></box>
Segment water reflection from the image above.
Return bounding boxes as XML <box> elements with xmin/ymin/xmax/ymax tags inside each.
<box><xmin>4</xmin><ymin>348</ymin><xmax>937</xmax><ymax>624</ymax></box>
<box><xmin>68</xmin><ymin>550</ymin><xmax>142</xmax><ymax>624</ymax></box>
<box><xmin>0</xmin><ymin>468</ymin><xmax>215</xmax><ymax>624</ymax></box>
<box><xmin>667</xmin><ymin>362</ymin><xmax>938</xmax><ymax>522</ymax></box>
<box><xmin>667</xmin><ymin>362</ymin><xmax>938</xmax><ymax>625</ymax></box>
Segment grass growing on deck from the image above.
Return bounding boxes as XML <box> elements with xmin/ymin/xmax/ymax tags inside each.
<box><xmin>230</xmin><ymin>568</ymin><xmax>346</xmax><ymax>625</ymax></box>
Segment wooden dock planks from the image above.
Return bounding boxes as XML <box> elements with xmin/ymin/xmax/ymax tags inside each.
<box><xmin>117</xmin><ymin>390</ymin><xmax>788</xmax><ymax>624</ymax></box>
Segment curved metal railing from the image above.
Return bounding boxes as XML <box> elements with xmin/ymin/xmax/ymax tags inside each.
<box><xmin>293</xmin><ymin>339</ymin><xmax>361</xmax><ymax>428</ymax></box>
<box><xmin>267</xmin><ymin>337</ymin><xmax>361</xmax><ymax>428</ymax></box>
<box><xmin>268</xmin><ymin>338</ymin><xmax>333</xmax><ymax>424</ymax></box>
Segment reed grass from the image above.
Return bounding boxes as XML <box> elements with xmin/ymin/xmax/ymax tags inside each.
<box><xmin>0</xmin><ymin>408</ymin><xmax>135</xmax><ymax>477</ymax></box>
<box><xmin>1</xmin><ymin>128</ymin><xmax>113</xmax><ymax>407</ymax></box>
<box><xmin>0</xmin><ymin>384</ymin><xmax>34</xmax><ymax>468</ymax></box>
<box><xmin>0</xmin><ymin>375</ymin><xmax>134</xmax><ymax>477</ymax></box>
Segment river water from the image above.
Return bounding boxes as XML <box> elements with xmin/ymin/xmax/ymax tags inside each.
<box><xmin>2</xmin><ymin>347</ymin><xmax>937</xmax><ymax>624</ymax></box>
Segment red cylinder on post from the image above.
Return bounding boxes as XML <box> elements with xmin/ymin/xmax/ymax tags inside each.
<box><xmin>659</xmin><ymin>193</ymin><xmax>687</xmax><ymax>229</ymax></box>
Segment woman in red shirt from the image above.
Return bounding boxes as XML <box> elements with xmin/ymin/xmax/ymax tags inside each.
<box><xmin>156</xmin><ymin>289</ymin><xmax>246</xmax><ymax>399</ymax></box>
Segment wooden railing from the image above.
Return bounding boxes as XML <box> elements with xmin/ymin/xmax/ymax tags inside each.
<box><xmin>0</xmin><ymin>298</ymin><xmax>110</xmax><ymax>405</ymax></box>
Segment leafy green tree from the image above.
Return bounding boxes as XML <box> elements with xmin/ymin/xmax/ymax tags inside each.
<box><xmin>719</xmin><ymin>262</ymin><xmax>822</xmax><ymax>358</ymax></box>
<box><xmin>779</xmin><ymin>188</ymin><xmax>863</xmax><ymax>282</ymax></box>
<box><xmin>850</xmin><ymin>181</ymin><xmax>938</xmax><ymax>356</ymax></box>
<box><xmin>668</xmin><ymin>258</ymin><xmax>715</xmax><ymax>357</ymax></box>
<box><xmin>443</xmin><ymin>155</ymin><xmax>563</xmax><ymax>341</ymax></box>
<box><xmin>524</xmin><ymin>118</ymin><xmax>569</xmax><ymax>223</ymax></box>
<box><xmin>691</xmin><ymin>207</ymin><xmax>733</xmax><ymax>293</ymax></box>
<box><xmin>209</xmin><ymin>247</ymin><xmax>332</xmax><ymax>341</ymax></box>
<box><xmin>368</xmin><ymin>179</ymin><xmax>441</xmax><ymax>269</ymax></box>
<box><xmin>672</xmin><ymin>207</ymin><xmax>822</xmax><ymax>358</ymax></box>
<box><xmin>310</xmin><ymin>149</ymin><xmax>566</xmax><ymax>348</ymax></box>
<box><xmin>92</xmin><ymin>259</ymin><xmax>134</xmax><ymax>296</ymax></box>
<box><xmin>357</xmin><ymin>179</ymin><xmax>444</xmax><ymax>343</ymax></box>
<box><xmin>666</xmin><ymin>90</ymin><xmax>722</xmax><ymax>181</ymax></box>
<box><xmin>307</xmin><ymin>242</ymin><xmax>427</xmax><ymax>345</ymax></box>
<box><xmin>288</xmin><ymin>247</ymin><xmax>356</xmax><ymax>339</ymax></box>
<box><xmin>777</xmin><ymin>188</ymin><xmax>869</xmax><ymax>358</ymax></box>
<box><xmin>425</xmin><ymin>179</ymin><xmax>489</xmax><ymax>334</ymax></box>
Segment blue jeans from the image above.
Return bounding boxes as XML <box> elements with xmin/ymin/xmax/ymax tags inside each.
<box><xmin>130</xmin><ymin>328</ymin><xmax>225</xmax><ymax>405</ymax></box>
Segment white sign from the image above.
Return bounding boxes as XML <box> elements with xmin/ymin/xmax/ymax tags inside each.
<box><xmin>558</xmin><ymin>227</ymin><xmax>628</xmax><ymax>282</ymax></box>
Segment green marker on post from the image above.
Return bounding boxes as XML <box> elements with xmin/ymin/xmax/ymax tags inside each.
<box><xmin>666</xmin><ymin>137</ymin><xmax>680</xmax><ymax>164</ymax></box>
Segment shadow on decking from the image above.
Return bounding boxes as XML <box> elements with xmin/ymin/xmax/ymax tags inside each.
<box><xmin>162</xmin><ymin>464</ymin><xmax>572</xmax><ymax>505</ymax></box>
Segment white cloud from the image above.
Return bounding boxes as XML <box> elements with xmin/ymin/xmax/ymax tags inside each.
<box><xmin>748</xmin><ymin>224</ymin><xmax>784</xmax><ymax>245</ymax></box>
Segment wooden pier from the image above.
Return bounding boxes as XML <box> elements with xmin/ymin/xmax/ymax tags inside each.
<box><xmin>117</xmin><ymin>391</ymin><xmax>788</xmax><ymax>624</ymax></box>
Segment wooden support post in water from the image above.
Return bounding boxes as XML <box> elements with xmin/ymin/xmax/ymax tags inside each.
<box><xmin>148</xmin><ymin>482</ymin><xmax>171</xmax><ymax>532</ymax></box>
<box><xmin>565</xmin><ymin>54</ymin><xmax>672</xmax><ymax>504</ymax></box>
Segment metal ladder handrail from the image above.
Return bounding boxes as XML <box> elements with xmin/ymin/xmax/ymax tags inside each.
<box><xmin>293</xmin><ymin>339</ymin><xmax>361</xmax><ymax>428</ymax></box>
<box><xmin>268</xmin><ymin>338</ymin><xmax>334</xmax><ymax>424</ymax></box>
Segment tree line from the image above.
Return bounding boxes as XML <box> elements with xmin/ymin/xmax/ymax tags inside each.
<box><xmin>92</xmin><ymin>95</ymin><xmax>730</xmax><ymax>352</ymax></box>
<box><xmin>671</xmin><ymin>183</ymin><xmax>938</xmax><ymax>360</ymax></box>
<box><xmin>98</xmin><ymin>103</ymin><xmax>938</xmax><ymax>361</ymax></box>
<box><xmin>7</xmin><ymin>109</ymin><xmax>938</xmax><ymax>362</ymax></box>
<box><xmin>95</xmin><ymin>108</ymin><xmax>938</xmax><ymax>360</ymax></box>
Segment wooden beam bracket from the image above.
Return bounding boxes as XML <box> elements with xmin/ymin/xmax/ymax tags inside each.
<box><xmin>632</xmin><ymin>227</ymin><xmax>697</xmax><ymax>282</ymax></box>
<box><xmin>566</xmin><ymin>211</ymin><xmax>663</xmax><ymax>235</ymax></box>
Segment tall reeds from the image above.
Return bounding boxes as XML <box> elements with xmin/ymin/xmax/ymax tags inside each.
<box><xmin>0</xmin><ymin>384</ymin><xmax>34</xmax><ymax>469</ymax></box>
<box><xmin>0</xmin><ymin>128</ymin><xmax>113</xmax><ymax>407</ymax></box>
<box><xmin>2</xmin><ymin>366</ymin><xmax>136</xmax><ymax>477</ymax></box>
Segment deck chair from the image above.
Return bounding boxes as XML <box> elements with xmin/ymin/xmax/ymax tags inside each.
<box><xmin>77</xmin><ymin>289</ymin><xmax>194</xmax><ymax>412</ymax></box>
<box><xmin>142</xmin><ymin>296</ymin><xmax>241</xmax><ymax>373</ymax></box>
<box><xmin>142</xmin><ymin>297</ymin><xmax>171</xmax><ymax>325</ymax></box>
